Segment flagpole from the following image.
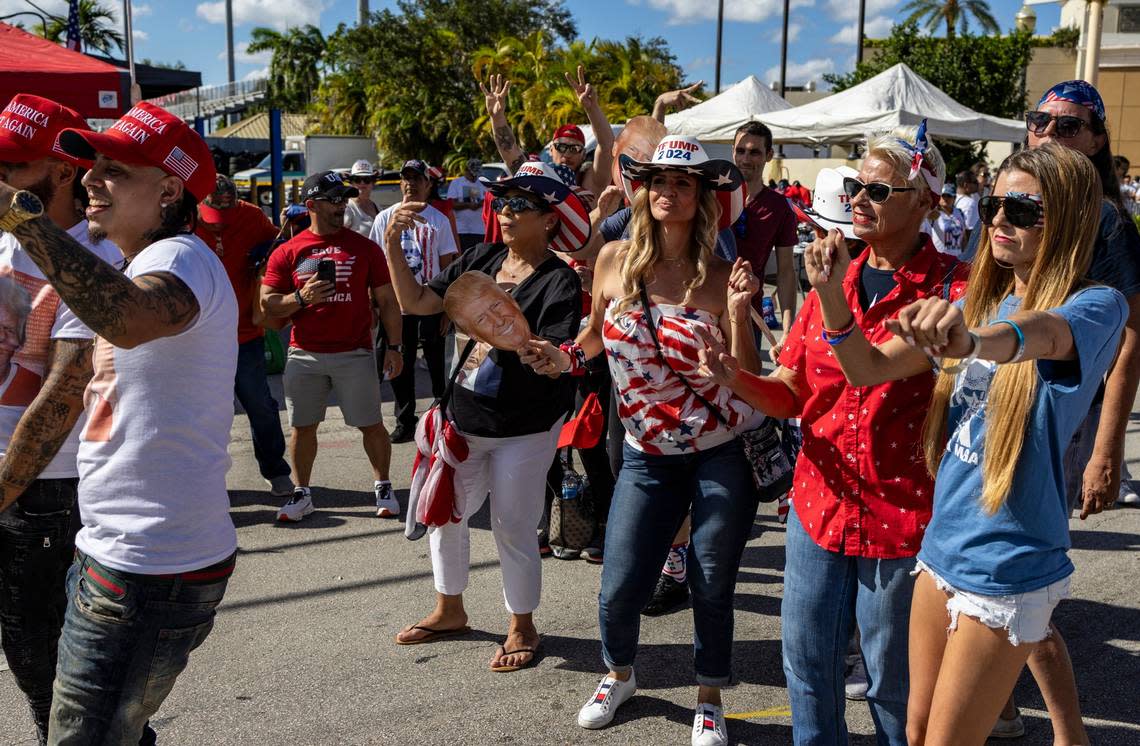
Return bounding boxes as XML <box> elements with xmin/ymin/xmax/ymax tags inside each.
<box><xmin>123</xmin><ymin>0</ymin><xmax>140</xmax><ymax>103</ymax></box>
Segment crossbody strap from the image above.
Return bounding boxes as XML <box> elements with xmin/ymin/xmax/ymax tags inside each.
<box><xmin>638</xmin><ymin>282</ymin><xmax>730</xmax><ymax>429</ymax></box>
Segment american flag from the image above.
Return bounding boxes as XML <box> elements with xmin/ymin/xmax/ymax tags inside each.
<box><xmin>162</xmin><ymin>147</ymin><xmax>199</xmax><ymax>182</ymax></box>
<box><xmin>65</xmin><ymin>0</ymin><xmax>81</xmax><ymax>52</ymax></box>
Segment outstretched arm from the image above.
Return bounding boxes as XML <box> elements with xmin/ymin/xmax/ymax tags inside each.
<box><xmin>480</xmin><ymin>74</ymin><xmax>526</xmax><ymax>175</ymax></box>
<box><xmin>651</xmin><ymin>81</ymin><xmax>703</xmax><ymax>123</ymax></box>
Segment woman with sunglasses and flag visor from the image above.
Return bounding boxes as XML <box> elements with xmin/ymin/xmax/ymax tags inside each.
<box><xmin>796</xmin><ymin>142</ymin><xmax>1127</xmax><ymax>746</ymax></box>
<box><xmin>383</xmin><ymin>160</ymin><xmax>587</xmax><ymax>676</ymax></box>
<box><xmin>697</xmin><ymin>123</ymin><xmax>968</xmax><ymax>745</ymax></box>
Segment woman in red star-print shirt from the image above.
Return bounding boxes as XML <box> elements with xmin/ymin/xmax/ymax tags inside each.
<box><xmin>699</xmin><ymin>126</ymin><xmax>969</xmax><ymax>746</ymax></box>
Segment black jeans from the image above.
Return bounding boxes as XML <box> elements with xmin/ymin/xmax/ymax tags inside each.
<box><xmin>0</xmin><ymin>478</ymin><xmax>80</xmax><ymax>743</ymax></box>
<box><xmin>391</xmin><ymin>313</ymin><xmax>446</xmax><ymax>426</ymax></box>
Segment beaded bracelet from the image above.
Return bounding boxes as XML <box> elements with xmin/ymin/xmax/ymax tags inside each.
<box><xmin>989</xmin><ymin>319</ymin><xmax>1026</xmax><ymax>363</ymax></box>
<box><xmin>820</xmin><ymin>316</ymin><xmax>857</xmax><ymax>346</ymax></box>
<box><xmin>559</xmin><ymin>341</ymin><xmax>588</xmax><ymax>376</ymax></box>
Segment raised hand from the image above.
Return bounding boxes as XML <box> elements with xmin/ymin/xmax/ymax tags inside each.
<box><xmin>695</xmin><ymin>325</ymin><xmax>740</xmax><ymax>386</ymax></box>
<box><xmin>384</xmin><ymin>201</ymin><xmax>428</xmax><ymax>244</ymax></box>
<box><xmin>804</xmin><ymin>229</ymin><xmax>851</xmax><ymax>291</ymax></box>
<box><xmin>564</xmin><ymin>65</ymin><xmax>598</xmax><ymax>110</ymax></box>
<box><xmin>885</xmin><ymin>297</ymin><xmax>971</xmax><ymax>358</ymax></box>
<box><xmin>596</xmin><ymin>184</ymin><xmax>624</xmax><ymax>217</ymax></box>
<box><xmin>479</xmin><ymin>74</ymin><xmax>510</xmax><ymax>118</ymax></box>
<box><xmin>727</xmin><ymin>258</ymin><xmax>760</xmax><ymax>322</ymax></box>
<box><xmin>655</xmin><ymin>81</ymin><xmax>703</xmax><ymax>112</ymax></box>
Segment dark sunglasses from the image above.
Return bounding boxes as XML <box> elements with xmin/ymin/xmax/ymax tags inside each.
<box><xmin>1024</xmin><ymin>111</ymin><xmax>1090</xmax><ymax>138</ymax></box>
<box><xmin>978</xmin><ymin>193</ymin><xmax>1044</xmax><ymax>230</ymax></box>
<box><xmin>348</xmin><ymin>176</ymin><xmax>375</xmax><ymax>184</ymax></box>
<box><xmin>553</xmin><ymin>142</ymin><xmax>584</xmax><ymax>155</ymax></box>
<box><xmin>492</xmin><ymin>196</ymin><xmax>543</xmax><ymax>214</ymax></box>
<box><xmin>842</xmin><ymin>176</ymin><xmax>916</xmax><ymax>204</ymax></box>
<box><xmin>313</xmin><ymin>195</ymin><xmax>348</xmax><ymax>206</ymax></box>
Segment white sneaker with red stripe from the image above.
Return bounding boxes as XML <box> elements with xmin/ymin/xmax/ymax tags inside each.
<box><xmin>692</xmin><ymin>703</ymin><xmax>728</xmax><ymax>746</ymax></box>
<box><xmin>577</xmin><ymin>670</ymin><xmax>636</xmax><ymax>729</ymax></box>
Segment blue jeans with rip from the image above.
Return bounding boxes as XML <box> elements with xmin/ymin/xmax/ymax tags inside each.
<box><xmin>781</xmin><ymin>507</ymin><xmax>915</xmax><ymax>746</ymax></box>
<box><xmin>0</xmin><ymin>478</ymin><xmax>80</xmax><ymax>744</ymax></box>
<box><xmin>234</xmin><ymin>336</ymin><xmax>290</xmax><ymax>480</ymax></box>
<box><xmin>47</xmin><ymin>550</ymin><xmax>233</xmax><ymax>745</ymax></box>
<box><xmin>599</xmin><ymin>439</ymin><xmax>759</xmax><ymax>686</ymax></box>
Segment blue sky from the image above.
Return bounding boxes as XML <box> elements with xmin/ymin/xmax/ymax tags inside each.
<box><xmin>5</xmin><ymin>0</ymin><xmax>1064</xmax><ymax>89</ymax></box>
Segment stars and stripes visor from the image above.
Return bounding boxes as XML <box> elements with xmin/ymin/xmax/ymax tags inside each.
<box><xmin>58</xmin><ymin>102</ymin><xmax>216</xmax><ymax>202</ymax></box>
<box><xmin>480</xmin><ymin>161</ymin><xmax>592</xmax><ymax>253</ymax></box>
<box><xmin>618</xmin><ymin>135</ymin><xmax>746</xmax><ymax>231</ymax></box>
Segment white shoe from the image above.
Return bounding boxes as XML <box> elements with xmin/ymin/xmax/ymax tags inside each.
<box><xmin>375</xmin><ymin>482</ymin><xmax>400</xmax><ymax>517</ymax></box>
<box><xmin>577</xmin><ymin>670</ymin><xmax>636</xmax><ymax>729</ymax></box>
<box><xmin>1117</xmin><ymin>480</ymin><xmax>1140</xmax><ymax>506</ymax></box>
<box><xmin>989</xmin><ymin>711</ymin><xmax>1026</xmax><ymax>739</ymax></box>
<box><xmin>692</xmin><ymin>703</ymin><xmax>728</xmax><ymax>746</ymax></box>
<box><xmin>277</xmin><ymin>488</ymin><xmax>314</xmax><ymax>522</ymax></box>
<box><xmin>844</xmin><ymin>658</ymin><xmax>869</xmax><ymax>701</ymax></box>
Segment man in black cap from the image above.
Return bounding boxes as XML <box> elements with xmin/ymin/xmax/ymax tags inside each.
<box><xmin>369</xmin><ymin>160</ymin><xmax>457</xmax><ymax>444</ymax></box>
<box><xmin>262</xmin><ymin>171</ymin><xmax>404</xmax><ymax>521</ymax></box>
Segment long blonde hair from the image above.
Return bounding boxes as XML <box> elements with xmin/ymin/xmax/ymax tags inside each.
<box><xmin>612</xmin><ymin>176</ymin><xmax>721</xmax><ymax>314</ymax></box>
<box><xmin>921</xmin><ymin>143</ymin><xmax>1101</xmax><ymax>514</ymax></box>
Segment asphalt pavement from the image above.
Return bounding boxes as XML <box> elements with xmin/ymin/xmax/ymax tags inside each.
<box><xmin>0</xmin><ymin>364</ymin><xmax>1137</xmax><ymax>745</ymax></box>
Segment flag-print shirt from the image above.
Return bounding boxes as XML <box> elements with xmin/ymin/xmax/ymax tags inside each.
<box><xmin>604</xmin><ymin>298</ymin><xmax>755</xmax><ymax>455</ymax></box>
<box><xmin>778</xmin><ymin>240</ymin><xmax>969</xmax><ymax>559</ymax></box>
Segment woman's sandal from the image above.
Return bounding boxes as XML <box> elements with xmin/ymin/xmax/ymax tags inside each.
<box><xmin>393</xmin><ymin>624</ymin><xmax>472</xmax><ymax>646</ymax></box>
<box><xmin>489</xmin><ymin>641</ymin><xmax>540</xmax><ymax>672</ymax></box>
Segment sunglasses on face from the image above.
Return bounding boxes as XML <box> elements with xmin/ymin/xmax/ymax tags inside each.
<box><xmin>349</xmin><ymin>176</ymin><xmax>374</xmax><ymax>184</ymax></box>
<box><xmin>553</xmin><ymin>142</ymin><xmax>584</xmax><ymax>155</ymax></box>
<box><xmin>842</xmin><ymin>176</ymin><xmax>916</xmax><ymax>204</ymax></box>
<box><xmin>492</xmin><ymin>196</ymin><xmax>543</xmax><ymax>214</ymax></box>
<box><xmin>314</xmin><ymin>196</ymin><xmax>348</xmax><ymax>206</ymax></box>
<box><xmin>1025</xmin><ymin>110</ymin><xmax>1090</xmax><ymax>138</ymax></box>
<box><xmin>978</xmin><ymin>193</ymin><xmax>1045</xmax><ymax>230</ymax></box>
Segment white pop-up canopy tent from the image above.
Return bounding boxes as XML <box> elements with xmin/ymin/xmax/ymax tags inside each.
<box><xmin>759</xmin><ymin>63</ymin><xmax>1025</xmax><ymax>144</ymax></box>
<box><xmin>665</xmin><ymin>75</ymin><xmax>793</xmax><ymax>141</ymax></box>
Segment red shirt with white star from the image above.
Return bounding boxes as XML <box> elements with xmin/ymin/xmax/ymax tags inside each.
<box><xmin>778</xmin><ymin>239</ymin><xmax>969</xmax><ymax>559</ymax></box>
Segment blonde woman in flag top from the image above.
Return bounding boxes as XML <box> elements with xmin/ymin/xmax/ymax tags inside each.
<box><xmin>520</xmin><ymin>135</ymin><xmax>762</xmax><ymax>746</ymax></box>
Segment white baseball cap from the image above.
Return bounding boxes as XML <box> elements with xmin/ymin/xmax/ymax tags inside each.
<box><xmin>790</xmin><ymin>166</ymin><xmax>859</xmax><ymax>239</ymax></box>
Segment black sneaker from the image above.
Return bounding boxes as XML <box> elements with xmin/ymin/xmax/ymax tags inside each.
<box><xmin>642</xmin><ymin>574</ymin><xmax>688</xmax><ymax>616</ymax></box>
<box><xmin>390</xmin><ymin>422</ymin><xmax>415</xmax><ymax>444</ymax></box>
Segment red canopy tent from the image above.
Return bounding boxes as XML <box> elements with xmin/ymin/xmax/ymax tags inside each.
<box><xmin>0</xmin><ymin>23</ymin><xmax>126</xmax><ymax>118</ymax></box>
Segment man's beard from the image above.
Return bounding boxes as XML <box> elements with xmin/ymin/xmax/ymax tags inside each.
<box><xmin>89</xmin><ymin>225</ymin><xmax>108</xmax><ymax>244</ymax></box>
<box><xmin>22</xmin><ymin>172</ymin><xmax>57</xmax><ymax>210</ymax></box>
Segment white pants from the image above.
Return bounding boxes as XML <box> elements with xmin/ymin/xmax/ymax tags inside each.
<box><xmin>429</xmin><ymin>418</ymin><xmax>563</xmax><ymax>614</ymax></box>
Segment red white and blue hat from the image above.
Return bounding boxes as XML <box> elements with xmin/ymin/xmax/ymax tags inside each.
<box><xmin>480</xmin><ymin>160</ymin><xmax>592</xmax><ymax>253</ymax></box>
<box><xmin>618</xmin><ymin>135</ymin><xmax>746</xmax><ymax>230</ymax></box>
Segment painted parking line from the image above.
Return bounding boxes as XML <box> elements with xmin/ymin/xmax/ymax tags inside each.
<box><xmin>725</xmin><ymin>705</ymin><xmax>793</xmax><ymax>720</ymax></box>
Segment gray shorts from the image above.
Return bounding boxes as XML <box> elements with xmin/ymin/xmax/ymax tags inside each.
<box><xmin>283</xmin><ymin>347</ymin><xmax>383</xmax><ymax>428</ymax></box>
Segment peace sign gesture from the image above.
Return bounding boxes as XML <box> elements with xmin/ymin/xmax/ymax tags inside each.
<box><xmin>564</xmin><ymin>65</ymin><xmax>598</xmax><ymax>110</ymax></box>
<box><xmin>479</xmin><ymin>74</ymin><xmax>511</xmax><ymax>118</ymax></box>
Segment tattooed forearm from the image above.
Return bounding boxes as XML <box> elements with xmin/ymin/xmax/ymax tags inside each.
<box><xmin>12</xmin><ymin>217</ymin><xmax>199</xmax><ymax>347</ymax></box>
<box><xmin>492</xmin><ymin>124</ymin><xmax>526</xmax><ymax>175</ymax></box>
<box><xmin>0</xmin><ymin>338</ymin><xmax>93</xmax><ymax>512</ymax></box>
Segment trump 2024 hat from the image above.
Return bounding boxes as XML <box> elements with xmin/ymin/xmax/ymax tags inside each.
<box><xmin>58</xmin><ymin>102</ymin><xmax>216</xmax><ymax>202</ymax></box>
<box><xmin>0</xmin><ymin>94</ymin><xmax>91</xmax><ymax>167</ymax></box>
<box><xmin>480</xmin><ymin>160</ymin><xmax>592</xmax><ymax>253</ymax></box>
<box><xmin>790</xmin><ymin>166</ymin><xmax>858</xmax><ymax>240</ymax></box>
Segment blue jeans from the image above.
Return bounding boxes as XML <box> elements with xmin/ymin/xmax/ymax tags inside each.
<box><xmin>0</xmin><ymin>479</ymin><xmax>80</xmax><ymax>743</ymax></box>
<box><xmin>48</xmin><ymin>551</ymin><xmax>233</xmax><ymax>745</ymax></box>
<box><xmin>781</xmin><ymin>507</ymin><xmax>914</xmax><ymax>746</ymax></box>
<box><xmin>599</xmin><ymin>439</ymin><xmax>759</xmax><ymax>686</ymax></box>
<box><xmin>235</xmin><ymin>336</ymin><xmax>290</xmax><ymax>480</ymax></box>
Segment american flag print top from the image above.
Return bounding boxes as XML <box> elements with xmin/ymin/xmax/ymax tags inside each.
<box><xmin>603</xmin><ymin>299</ymin><xmax>754</xmax><ymax>456</ymax></box>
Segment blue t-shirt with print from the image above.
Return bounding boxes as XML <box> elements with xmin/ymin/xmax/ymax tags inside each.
<box><xmin>918</xmin><ymin>286</ymin><xmax>1128</xmax><ymax>595</ymax></box>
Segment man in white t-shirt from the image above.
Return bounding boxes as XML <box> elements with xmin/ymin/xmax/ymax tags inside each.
<box><xmin>0</xmin><ymin>94</ymin><xmax>123</xmax><ymax>744</ymax></box>
<box><xmin>370</xmin><ymin>159</ymin><xmax>458</xmax><ymax>442</ymax></box>
<box><xmin>929</xmin><ymin>183</ymin><xmax>968</xmax><ymax>257</ymax></box>
<box><xmin>0</xmin><ymin>101</ymin><xmax>237</xmax><ymax>744</ymax></box>
<box><xmin>447</xmin><ymin>157</ymin><xmax>488</xmax><ymax>251</ymax></box>
<box><xmin>953</xmin><ymin>171</ymin><xmax>980</xmax><ymax>246</ymax></box>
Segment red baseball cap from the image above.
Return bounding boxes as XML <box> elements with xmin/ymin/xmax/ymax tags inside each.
<box><xmin>58</xmin><ymin>102</ymin><xmax>216</xmax><ymax>202</ymax></box>
<box><xmin>0</xmin><ymin>94</ymin><xmax>91</xmax><ymax>167</ymax></box>
<box><xmin>553</xmin><ymin>124</ymin><xmax>585</xmax><ymax>144</ymax></box>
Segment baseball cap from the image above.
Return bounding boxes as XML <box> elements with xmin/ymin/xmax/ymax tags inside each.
<box><xmin>400</xmin><ymin>159</ymin><xmax>429</xmax><ymax>178</ymax></box>
<box><xmin>301</xmin><ymin>170</ymin><xmax>358</xmax><ymax>202</ymax></box>
<box><xmin>941</xmin><ymin>183</ymin><xmax>957</xmax><ymax>197</ymax></box>
<box><xmin>58</xmin><ymin>102</ymin><xmax>216</xmax><ymax>201</ymax></box>
<box><xmin>0</xmin><ymin>94</ymin><xmax>91</xmax><ymax>167</ymax></box>
<box><xmin>553</xmin><ymin>124</ymin><xmax>585</xmax><ymax>144</ymax></box>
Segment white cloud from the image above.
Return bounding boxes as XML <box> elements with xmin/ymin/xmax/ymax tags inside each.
<box><xmin>132</xmin><ymin>29</ymin><xmax>148</xmax><ymax>41</ymax></box>
<box><xmin>134</xmin><ymin>4</ymin><xmax>152</xmax><ymax>17</ymax></box>
<box><xmin>829</xmin><ymin>15</ymin><xmax>895</xmax><ymax>45</ymax></box>
<box><xmin>243</xmin><ymin>67</ymin><xmax>269</xmax><ymax>81</ymax></box>
<box><xmin>771</xmin><ymin>23</ymin><xmax>802</xmax><ymax>43</ymax></box>
<box><xmin>217</xmin><ymin>41</ymin><xmax>272</xmax><ymax>65</ymax></box>
<box><xmin>824</xmin><ymin>0</ymin><xmax>899</xmax><ymax>23</ymax></box>
<box><xmin>638</xmin><ymin>0</ymin><xmax>814</xmax><ymax>25</ymax></box>
<box><xmin>764</xmin><ymin>57</ymin><xmax>836</xmax><ymax>87</ymax></box>
<box><xmin>196</xmin><ymin>0</ymin><xmax>326</xmax><ymax>31</ymax></box>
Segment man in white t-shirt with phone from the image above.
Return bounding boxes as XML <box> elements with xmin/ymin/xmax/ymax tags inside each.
<box><xmin>447</xmin><ymin>157</ymin><xmax>488</xmax><ymax>252</ymax></box>
<box><xmin>0</xmin><ymin>101</ymin><xmax>238</xmax><ymax>743</ymax></box>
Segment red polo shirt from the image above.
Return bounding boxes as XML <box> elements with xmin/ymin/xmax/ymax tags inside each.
<box><xmin>778</xmin><ymin>239</ymin><xmax>969</xmax><ymax>559</ymax></box>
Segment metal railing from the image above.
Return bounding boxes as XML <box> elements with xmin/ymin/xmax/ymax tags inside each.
<box><xmin>144</xmin><ymin>76</ymin><xmax>268</xmax><ymax>121</ymax></box>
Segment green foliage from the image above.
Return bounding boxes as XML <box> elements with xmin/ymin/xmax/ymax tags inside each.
<box><xmin>825</xmin><ymin>22</ymin><xmax>1032</xmax><ymax>173</ymax></box>
<box><xmin>899</xmin><ymin>0</ymin><xmax>999</xmax><ymax>39</ymax></box>
<box><xmin>246</xmin><ymin>25</ymin><xmax>326</xmax><ymax>113</ymax></box>
<box><xmin>309</xmin><ymin>0</ymin><xmax>683</xmax><ymax>169</ymax></box>
<box><xmin>139</xmin><ymin>59</ymin><xmax>188</xmax><ymax>70</ymax></box>
<box><xmin>1031</xmin><ymin>25</ymin><xmax>1080</xmax><ymax>49</ymax></box>
<box><xmin>37</xmin><ymin>0</ymin><xmax>124</xmax><ymax>55</ymax></box>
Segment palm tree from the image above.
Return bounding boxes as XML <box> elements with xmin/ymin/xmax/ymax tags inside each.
<box><xmin>36</xmin><ymin>0</ymin><xmax>125</xmax><ymax>55</ymax></box>
<box><xmin>900</xmin><ymin>0</ymin><xmax>1000</xmax><ymax>39</ymax></box>
<box><xmin>247</xmin><ymin>25</ymin><xmax>326</xmax><ymax>112</ymax></box>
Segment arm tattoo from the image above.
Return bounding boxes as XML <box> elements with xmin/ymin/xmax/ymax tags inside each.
<box><xmin>493</xmin><ymin>123</ymin><xmax>518</xmax><ymax>152</ymax></box>
<box><xmin>0</xmin><ymin>338</ymin><xmax>93</xmax><ymax>512</ymax></box>
<box><xmin>12</xmin><ymin>217</ymin><xmax>199</xmax><ymax>345</ymax></box>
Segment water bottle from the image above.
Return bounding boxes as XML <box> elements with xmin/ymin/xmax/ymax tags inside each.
<box><xmin>561</xmin><ymin>469</ymin><xmax>584</xmax><ymax>502</ymax></box>
<box><xmin>761</xmin><ymin>296</ymin><xmax>780</xmax><ymax>329</ymax></box>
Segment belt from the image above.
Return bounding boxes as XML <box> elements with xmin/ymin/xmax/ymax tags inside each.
<box><xmin>78</xmin><ymin>550</ymin><xmax>236</xmax><ymax>594</ymax></box>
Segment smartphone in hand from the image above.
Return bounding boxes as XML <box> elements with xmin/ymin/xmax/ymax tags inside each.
<box><xmin>316</xmin><ymin>258</ymin><xmax>337</xmax><ymax>285</ymax></box>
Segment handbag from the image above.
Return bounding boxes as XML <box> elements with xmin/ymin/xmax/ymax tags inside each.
<box><xmin>638</xmin><ymin>284</ymin><xmax>793</xmax><ymax>502</ymax></box>
<box><xmin>548</xmin><ymin>449</ymin><xmax>596</xmax><ymax>553</ymax></box>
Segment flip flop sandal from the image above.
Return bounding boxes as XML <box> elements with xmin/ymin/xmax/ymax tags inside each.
<box><xmin>394</xmin><ymin>624</ymin><xmax>472</xmax><ymax>646</ymax></box>
<box><xmin>489</xmin><ymin>642</ymin><xmax>540</xmax><ymax>673</ymax></box>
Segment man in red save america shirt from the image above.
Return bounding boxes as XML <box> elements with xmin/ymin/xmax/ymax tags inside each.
<box><xmin>262</xmin><ymin>171</ymin><xmax>404</xmax><ymax>522</ymax></box>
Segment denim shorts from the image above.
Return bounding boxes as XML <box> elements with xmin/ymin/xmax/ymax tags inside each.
<box><xmin>915</xmin><ymin>560</ymin><xmax>1070</xmax><ymax>646</ymax></box>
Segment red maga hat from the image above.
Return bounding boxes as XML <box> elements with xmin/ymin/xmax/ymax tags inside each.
<box><xmin>553</xmin><ymin>124</ymin><xmax>585</xmax><ymax>144</ymax></box>
<box><xmin>0</xmin><ymin>94</ymin><xmax>91</xmax><ymax>167</ymax></box>
<box><xmin>58</xmin><ymin>102</ymin><xmax>216</xmax><ymax>202</ymax></box>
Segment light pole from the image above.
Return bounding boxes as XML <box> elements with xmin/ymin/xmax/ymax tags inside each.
<box><xmin>123</xmin><ymin>0</ymin><xmax>140</xmax><ymax>104</ymax></box>
<box><xmin>225</xmin><ymin>0</ymin><xmax>235</xmax><ymax>84</ymax></box>
<box><xmin>714</xmin><ymin>0</ymin><xmax>724</xmax><ymax>93</ymax></box>
<box><xmin>1015</xmin><ymin>3</ymin><xmax>1037</xmax><ymax>146</ymax></box>
<box><xmin>856</xmin><ymin>0</ymin><xmax>866</xmax><ymax>65</ymax></box>
<box><xmin>1083</xmin><ymin>0</ymin><xmax>1106</xmax><ymax>85</ymax></box>
<box><xmin>779</xmin><ymin>0</ymin><xmax>790</xmax><ymax>98</ymax></box>
<box><xmin>359</xmin><ymin>0</ymin><xmax>369</xmax><ymax>25</ymax></box>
